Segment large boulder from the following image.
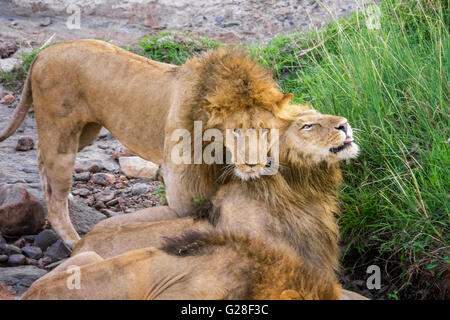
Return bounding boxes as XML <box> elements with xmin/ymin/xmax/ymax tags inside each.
<box><xmin>0</xmin><ymin>184</ymin><xmax>45</xmax><ymax>236</ymax></box>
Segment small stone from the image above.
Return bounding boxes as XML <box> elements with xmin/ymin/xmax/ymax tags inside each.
<box><xmin>45</xmin><ymin>239</ymin><xmax>72</xmax><ymax>262</ymax></box>
<box><xmin>0</xmin><ymin>244</ymin><xmax>22</xmax><ymax>255</ymax></box>
<box><xmin>37</xmin><ymin>256</ymin><xmax>52</xmax><ymax>268</ymax></box>
<box><xmin>99</xmin><ymin>209</ymin><xmax>116</xmax><ymax>217</ymax></box>
<box><xmin>40</xmin><ymin>17</ymin><xmax>52</xmax><ymax>27</ymax></box>
<box><xmin>112</xmin><ymin>146</ymin><xmax>134</xmax><ymax>160</ymax></box>
<box><xmin>106</xmin><ymin>198</ymin><xmax>118</xmax><ymax>207</ymax></box>
<box><xmin>91</xmin><ymin>173</ymin><xmax>116</xmax><ymax>186</ymax></box>
<box><xmin>72</xmin><ymin>188</ymin><xmax>90</xmax><ymax>197</ymax></box>
<box><xmin>34</xmin><ymin>229</ymin><xmax>60</xmax><ymax>251</ymax></box>
<box><xmin>119</xmin><ymin>157</ymin><xmax>159</xmax><ymax>179</ymax></box>
<box><xmin>0</xmin><ymin>255</ymin><xmax>8</xmax><ymax>263</ymax></box>
<box><xmin>8</xmin><ymin>254</ymin><xmax>26</xmax><ymax>266</ymax></box>
<box><xmin>22</xmin><ymin>246</ymin><xmax>43</xmax><ymax>260</ymax></box>
<box><xmin>1</xmin><ymin>94</ymin><xmax>14</xmax><ymax>103</ymax></box>
<box><xmin>131</xmin><ymin>183</ymin><xmax>149</xmax><ymax>196</ymax></box>
<box><xmin>94</xmin><ymin>201</ymin><xmax>106</xmax><ymax>210</ymax></box>
<box><xmin>14</xmin><ymin>238</ymin><xmax>26</xmax><ymax>248</ymax></box>
<box><xmin>15</xmin><ymin>136</ymin><xmax>35</xmax><ymax>151</ymax></box>
<box><xmin>73</xmin><ymin>172</ymin><xmax>90</xmax><ymax>181</ymax></box>
<box><xmin>115</xmin><ymin>182</ymin><xmax>127</xmax><ymax>189</ymax></box>
<box><xmin>88</xmin><ymin>164</ymin><xmax>101</xmax><ymax>173</ymax></box>
<box><xmin>22</xmin><ymin>235</ymin><xmax>35</xmax><ymax>242</ymax></box>
<box><xmin>94</xmin><ymin>189</ymin><xmax>116</xmax><ymax>203</ymax></box>
<box><xmin>25</xmin><ymin>257</ymin><xmax>38</xmax><ymax>266</ymax></box>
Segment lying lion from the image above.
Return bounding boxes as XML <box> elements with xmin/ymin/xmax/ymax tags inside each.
<box><xmin>22</xmin><ymin>110</ymin><xmax>367</xmax><ymax>300</ymax></box>
<box><xmin>0</xmin><ymin>41</ymin><xmax>298</xmax><ymax>242</ymax></box>
<box><xmin>72</xmin><ymin>110</ymin><xmax>360</xmax><ymax>281</ymax></box>
<box><xmin>22</xmin><ymin>231</ymin><xmax>342</xmax><ymax>300</ymax></box>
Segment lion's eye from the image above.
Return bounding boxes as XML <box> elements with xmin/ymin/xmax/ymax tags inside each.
<box><xmin>301</xmin><ymin>124</ymin><xmax>313</xmax><ymax>130</ymax></box>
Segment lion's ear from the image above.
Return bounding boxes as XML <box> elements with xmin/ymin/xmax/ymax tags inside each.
<box><xmin>278</xmin><ymin>93</ymin><xmax>293</xmax><ymax>108</ymax></box>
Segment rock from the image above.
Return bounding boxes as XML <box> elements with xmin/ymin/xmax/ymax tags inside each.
<box><xmin>0</xmin><ymin>58</ymin><xmax>18</xmax><ymax>73</ymax></box>
<box><xmin>7</xmin><ymin>254</ymin><xmax>26</xmax><ymax>266</ymax></box>
<box><xmin>0</xmin><ymin>184</ymin><xmax>45</xmax><ymax>236</ymax></box>
<box><xmin>94</xmin><ymin>189</ymin><xmax>116</xmax><ymax>203</ymax></box>
<box><xmin>45</xmin><ymin>240</ymin><xmax>71</xmax><ymax>262</ymax></box>
<box><xmin>0</xmin><ymin>255</ymin><xmax>8</xmax><ymax>263</ymax></box>
<box><xmin>119</xmin><ymin>156</ymin><xmax>159</xmax><ymax>179</ymax></box>
<box><xmin>131</xmin><ymin>183</ymin><xmax>149</xmax><ymax>195</ymax></box>
<box><xmin>15</xmin><ymin>136</ymin><xmax>35</xmax><ymax>151</ymax></box>
<box><xmin>44</xmin><ymin>259</ymin><xmax>67</xmax><ymax>270</ymax></box>
<box><xmin>22</xmin><ymin>246</ymin><xmax>43</xmax><ymax>260</ymax></box>
<box><xmin>68</xmin><ymin>196</ymin><xmax>105</xmax><ymax>235</ymax></box>
<box><xmin>23</xmin><ymin>235</ymin><xmax>35</xmax><ymax>242</ymax></box>
<box><xmin>94</xmin><ymin>201</ymin><xmax>106</xmax><ymax>210</ymax></box>
<box><xmin>0</xmin><ymin>243</ymin><xmax>22</xmax><ymax>255</ymax></box>
<box><xmin>91</xmin><ymin>173</ymin><xmax>116</xmax><ymax>186</ymax></box>
<box><xmin>0</xmin><ymin>233</ymin><xmax>5</xmax><ymax>244</ymax></box>
<box><xmin>0</xmin><ymin>265</ymin><xmax>47</xmax><ymax>296</ymax></box>
<box><xmin>112</xmin><ymin>145</ymin><xmax>134</xmax><ymax>160</ymax></box>
<box><xmin>73</xmin><ymin>172</ymin><xmax>90</xmax><ymax>181</ymax></box>
<box><xmin>40</xmin><ymin>17</ymin><xmax>52</xmax><ymax>26</ymax></box>
<box><xmin>13</xmin><ymin>237</ymin><xmax>26</xmax><ymax>248</ymax></box>
<box><xmin>72</xmin><ymin>188</ymin><xmax>90</xmax><ymax>197</ymax></box>
<box><xmin>34</xmin><ymin>229</ymin><xmax>60</xmax><ymax>251</ymax></box>
<box><xmin>1</xmin><ymin>94</ymin><xmax>15</xmax><ymax>104</ymax></box>
<box><xmin>37</xmin><ymin>256</ymin><xmax>52</xmax><ymax>268</ymax></box>
<box><xmin>25</xmin><ymin>257</ymin><xmax>38</xmax><ymax>266</ymax></box>
<box><xmin>0</xmin><ymin>40</ymin><xmax>18</xmax><ymax>59</ymax></box>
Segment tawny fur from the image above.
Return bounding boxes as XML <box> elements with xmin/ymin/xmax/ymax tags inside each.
<box><xmin>73</xmin><ymin>111</ymin><xmax>359</xmax><ymax>283</ymax></box>
<box><xmin>22</xmin><ymin>231</ymin><xmax>340</xmax><ymax>300</ymax></box>
<box><xmin>0</xmin><ymin>41</ymin><xmax>293</xmax><ymax>242</ymax></box>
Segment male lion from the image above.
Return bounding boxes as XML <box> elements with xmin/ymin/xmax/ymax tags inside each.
<box><xmin>72</xmin><ymin>110</ymin><xmax>360</xmax><ymax>281</ymax></box>
<box><xmin>0</xmin><ymin>41</ymin><xmax>296</xmax><ymax>242</ymax></box>
<box><xmin>22</xmin><ymin>231</ymin><xmax>342</xmax><ymax>300</ymax></box>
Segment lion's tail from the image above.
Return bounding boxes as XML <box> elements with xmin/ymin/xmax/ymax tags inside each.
<box><xmin>0</xmin><ymin>55</ymin><xmax>38</xmax><ymax>142</ymax></box>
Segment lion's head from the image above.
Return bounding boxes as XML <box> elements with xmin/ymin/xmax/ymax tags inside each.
<box><xmin>186</xmin><ymin>49</ymin><xmax>302</xmax><ymax>181</ymax></box>
<box><xmin>280</xmin><ymin>109</ymin><xmax>360</xmax><ymax>165</ymax></box>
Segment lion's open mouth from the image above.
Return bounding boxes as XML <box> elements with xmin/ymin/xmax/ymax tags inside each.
<box><xmin>329</xmin><ymin>142</ymin><xmax>352</xmax><ymax>154</ymax></box>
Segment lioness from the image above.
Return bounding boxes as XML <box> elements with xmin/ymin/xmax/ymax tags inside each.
<box><xmin>0</xmin><ymin>41</ymin><xmax>296</xmax><ymax>242</ymax></box>
<box><xmin>72</xmin><ymin>110</ymin><xmax>359</xmax><ymax>280</ymax></box>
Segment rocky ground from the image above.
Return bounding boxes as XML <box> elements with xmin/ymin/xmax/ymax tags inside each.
<box><xmin>0</xmin><ymin>0</ymin><xmax>377</xmax><ymax>299</ymax></box>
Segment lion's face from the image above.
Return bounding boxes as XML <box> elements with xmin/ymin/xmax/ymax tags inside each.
<box><xmin>282</xmin><ymin>110</ymin><xmax>359</xmax><ymax>164</ymax></box>
<box><xmin>220</xmin><ymin>107</ymin><xmax>288</xmax><ymax>181</ymax></box>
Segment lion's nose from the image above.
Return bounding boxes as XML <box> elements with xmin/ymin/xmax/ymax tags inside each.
<box><xmin>335</xmin><ymin>122</ymin><xmax>348</xmax><ymax>134</ymax></box>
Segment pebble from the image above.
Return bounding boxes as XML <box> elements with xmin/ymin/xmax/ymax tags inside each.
<box><xmin>40</xmin><ymin>17</ymin><xmax>52</xmax><ymax>27</ymax></box>
<box><xmin>1</xmin><ymin>94</ymin><xmax>14</xmax><ymax>103</ymax></box>
<box><xmin>73</xmin><ymin>172</ymin><xmax>91</xmax><ymax>181</ymax></box>
<box><xmin>72</xmin><ymin>188</ymin><xmax>90</xmax><ymax>197</ymax></box>
<box><xmin>25</xmin><ymin>257</ymin><xmax>38</xmax><ymax>266</ymax></box>
<box><xmin>22</xmin><ymin>246</ymin><xmax>43</xmax><ymax>260</ymax></box>
<box><xmin>45</xmin><ymin>240</ymin><xmax>72</xmax><ymax>262</ymax></box>
<box><xmin>94</xmin><ymin>189</ymin><xmax>116</xmax><ymax>203</ymax></box>
<box><xmin>0</xmin><ymin>254</ymin><xmax>8</xmax><ymax>263</ymax></box>
<box><xmin>7</xmin><ymin>254</ymin><xmax>26</xmax><ymax>266</ymax></box>
<box><xmin>37</xmin><ymin>256</ymin><xmax>52</xmax><ymax>268</ymax></box>
<box><xmin>0</xmin><ymin>244</ymin><xmax>22</xmax><ymax>255</ymax></box>
<box><xmin>131</xmin><ymin>183</ymin><xmax>149</xmax><ymax>195</ymax></box>
<box><xmin>91</xmin><ymin>173</ymin><xmax>116</xmax><ymax>186</ymax></box>
<box><xmin>13</xmin><ymin>238</ymin><xmax>26</xmax><ymax>248</ymax></box>
<box><xmin>34</xmin><ymin>229</ymin><xmax>60</xmax><ymax>251</ymax></box>
<box><xmin>15</xmin><ymin>136</ymin><xmax>35</xmax><ymax>151</ymax></box>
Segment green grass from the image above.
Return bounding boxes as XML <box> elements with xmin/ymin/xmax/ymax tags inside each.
<box><xmin>0</xmin><ymin>49</ymin><xmax>41</xmax><ymax>89</ymax></box>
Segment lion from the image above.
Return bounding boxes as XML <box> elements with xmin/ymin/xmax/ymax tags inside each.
<box><xmin>21</xmin><ymin>231</ymin><xmax>343</xmax><ymax>300</ymax></box>
<box><xmin>71</xmin><ymin>110</ymin><xmax>360</xmax><ymax>281</ymax></box>
<box><xmin>0</xmin><ymin>41</ymin><xmax>296</xmax><ymax>243</ymax></box>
